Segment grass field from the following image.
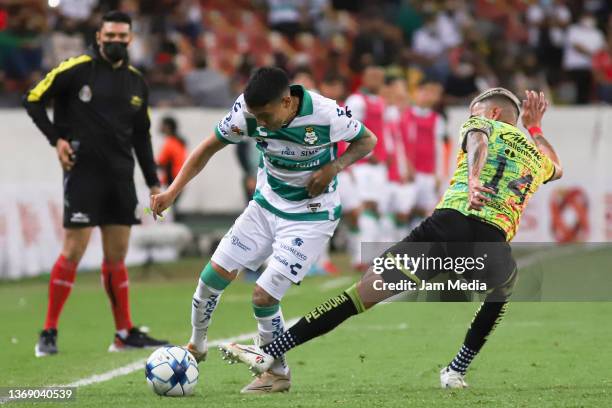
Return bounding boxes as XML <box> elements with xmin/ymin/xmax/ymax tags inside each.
<box><xmin>1</xmin><ymin>250</ymin><xmax>611</xmax><ymax>407</ymax></box>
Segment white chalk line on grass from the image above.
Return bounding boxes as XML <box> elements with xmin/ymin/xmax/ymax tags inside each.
<box><xmin>55</xmin><ymin>317</ymin><xmax>300</xmax><ymax>390</ymax></box>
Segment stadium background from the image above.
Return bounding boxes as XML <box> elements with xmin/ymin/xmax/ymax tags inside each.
<box><xmin>1</xmin><ymin>2</ymin><xmax>611</xmax><ymax>407</ymax></box>
<box><xmin>2</xmin><ymin>0</ymin><xmax>612</xmax><ymax>278</ymax></box>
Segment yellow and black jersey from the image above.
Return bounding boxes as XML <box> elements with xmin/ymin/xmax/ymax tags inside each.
<box><xmin>437</xmin><ymin>116</ymin><xmax>555</xmax><ymax>241</ymax></box>
<box><xmin>23</xmin><ymin>46</ymin><xmax>158</xmax><ymax>187</ymax></box>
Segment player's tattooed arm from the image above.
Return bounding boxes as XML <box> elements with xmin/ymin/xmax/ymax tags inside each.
<box><xmin>466</xmin><ymin>130</ymin><xmax>495</xmax><ymax>211</ymax></box>
<box><xmin>150</xmin><ymin>134</ymin><xmax>226</xmax><ymax>219</ymax></box>
<box><xmin>521</xmin><ymin>90</ymin><xmax>563</xmax><ymax>181</ymax></box>
<box><xmin>306</xmin><ymin>127</ymin><xmax>377</xmax><ymax>197</ymax></box>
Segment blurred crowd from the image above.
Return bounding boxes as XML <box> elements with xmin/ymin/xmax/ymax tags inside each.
<box><xmin>1</xmin><ymin>0</ymin><xmax>612</xmax><ymax>107</ymax></box>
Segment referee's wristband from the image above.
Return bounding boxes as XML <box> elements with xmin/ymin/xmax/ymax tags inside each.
<box><xmin>528</xmin><ymin>126</ymin><xmax>543</xmax><ymax>137</ymax></box>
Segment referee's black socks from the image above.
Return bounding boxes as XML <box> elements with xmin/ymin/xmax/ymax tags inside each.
<box><xmin>261</xmin><ymin>284</ymin><xmax>365</xmax><ymax>358</ymax></box>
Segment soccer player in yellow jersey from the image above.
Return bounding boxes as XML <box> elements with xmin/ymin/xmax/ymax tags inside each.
<box><xmin>220</xmin><ymin>89</ymin><xmax>563</xmax><ymax>390</ymax></box>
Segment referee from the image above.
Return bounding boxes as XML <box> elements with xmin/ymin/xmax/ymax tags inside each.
<box><xmin>24</xmin><ymin>11</ymin><xmax>168</xmax><ymax>357</ymax></box>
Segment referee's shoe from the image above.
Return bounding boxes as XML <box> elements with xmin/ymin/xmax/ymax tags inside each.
<box><xmin>108</xmin><ymin>327</ymin><xmax>169</xmax><ymax>352</ymax></box>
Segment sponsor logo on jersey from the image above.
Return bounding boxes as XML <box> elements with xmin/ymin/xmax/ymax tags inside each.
<box><xmin>78</xmin><ymin>85</ymin><xmax>92</xmax><ymax>102</ymax></box>
<box><xmin>70</xmin><ymin>212</ymin><xmax>90</xmax><ymax>223</ymax></box>
<box><xmin>307</xmin><ymin>203</ymin><xmax>321</xmax><ymax>212</ymax></box>
<box><xmin>292</xmin><ymin>237</ymin><xmax>304</xmax><ymax>247</ymax></box>
<box><xmin>230</xmin><ymin>235</ymin><xmax>251</xmax><ymax>251</ymax></box>
<box><xmin>130</xmin><ymin>95</ymin><xmax>143</xmax><ymax>108</ymax></box>
<box><xmin>304</xmin><ymin>127</ymin><xmax>318</xmax><ymax>145</ymax></box>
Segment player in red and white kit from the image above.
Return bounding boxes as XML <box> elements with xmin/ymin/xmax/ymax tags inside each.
<box><xmin>380</xmin><ymin>76</ymin><xmax>415</xmax><ymax>241</ymax></box>
<box><xmin>400</xmin><ymin>79</ymin><xmax>449</xmax><ymax>227</ymax></box>
<box><xmin>344</xmin><ymin>66</ymin><xmax>388</xmax><ymax>269</ymax></box>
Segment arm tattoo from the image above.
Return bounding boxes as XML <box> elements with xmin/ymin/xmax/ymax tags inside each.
<box><xmin>333</xmin><ymin>129</ymin><xmax>377</xmax><ymax>172</ymax></box>
<box><xmin>466</xmin><ymin>131</ymin><xmax>489</xmax><ymax>181</ymax></box>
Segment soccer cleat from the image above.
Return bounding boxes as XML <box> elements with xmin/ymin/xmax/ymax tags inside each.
<box><xmin>35</xmin><ymin>329</ymin><xmax>58</xmax><ymax>357</ymax></box>
<box><xmin>185</xmin><ymin>342</ymin><xmax>208</xmax><ymax>362</ymax></box>
<box><xmin>218</xmin><ymin>342</ymin><xmax>274</xmax><ymax>375</ymax></box>
<box><xmin>108</xmin><ymin>327</ymin><xmax>169</xmax><ymax>352</ymax></box>
<box><xmin>440</xmin><ymin>366</ymin><xmax>469</xmax><ymax>389</ymax></box>
<box><xmin>240</xmin><ymin>370</ymin><xmax>291</xmax><ymax>394</ymax></box>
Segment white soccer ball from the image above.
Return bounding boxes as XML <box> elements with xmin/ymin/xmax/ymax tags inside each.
<box><xmin>145</xmin><ymin>346</ymin><xmax>199</xmax><ymax>397</ymax></box>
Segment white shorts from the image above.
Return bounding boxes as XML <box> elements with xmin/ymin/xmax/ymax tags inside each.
<box><xmin>413</xmin><ymin>173</ymin><xmax>439</xmax><ymax>211</ymax></box>
<box><xmin>352</xmin><ymin>163</ymin><xmax>388</xmax><ymax>205</ymax></box>
<box><xmin>211</xmin><ymin>201</ymin><xmax>339</xmax><ymax>300</ymax></box>
<box><xmin>338</xmin><ymin>171</ymin><xmax>361</xmax><ymax>212</ymax></box>
<box><xmin>385</xmin><ymin>182</ymin><xmax>417</xmax><ymax>215</ymax></box>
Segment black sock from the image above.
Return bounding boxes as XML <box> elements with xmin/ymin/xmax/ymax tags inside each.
<box><xmin>449</xmin><ymin>301</ymin><xmax>508</xmax><ymax>374</ymax></box>
<box><xmin>261</xmin><ymin>291</ymin><xmax>360</xmax><ymax>358</ymax></box>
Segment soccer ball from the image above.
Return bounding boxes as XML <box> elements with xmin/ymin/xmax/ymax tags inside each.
<box><xmin>145</xmin><ymin>346</ymin><xmax>199</xmax><ymax>396</ymax></box>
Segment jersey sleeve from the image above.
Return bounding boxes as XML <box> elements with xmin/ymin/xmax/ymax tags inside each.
<box><xmin>329</xmin><ymin>103</ymin><xmax>365</xmax><ymax>143</ymax></box>
<box><xmin>460</xmin><ymin>116</ymin><xmax>493</xmax><ymax>152</ymax></box>
<box><xmin>214</xmin><ymin>96</ymin><xmax>249</xmax><ymax>144</ymax></box>
<box><xmin>540</xmin><ymin>153</ymin><xmax>556</xmax><ymax>184</ymax></box>
<box><xmin>344</xmin><ymin>94</ymin><xmax>366</xmax><ymax>122</ymax></box>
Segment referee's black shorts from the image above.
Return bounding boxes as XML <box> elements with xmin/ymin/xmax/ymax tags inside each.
<box><xmin>382</xmin><ymin>209</ymin><xmax>517</xmax><ymax>297</ymax></box>
<box><xmin>62</xmin><ymin>167</ymin><xmax>140</xmax><ymax>228</ymax></box>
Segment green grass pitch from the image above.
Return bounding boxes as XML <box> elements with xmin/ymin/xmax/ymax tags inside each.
<box><xmin>1</xmin><ymin>251</ymin><xmax>611</xmax><ymax>407</ymax></box>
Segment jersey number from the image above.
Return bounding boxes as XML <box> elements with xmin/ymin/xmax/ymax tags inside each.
<box><xmin>484</xmin><ymin>155</ymin><xmax>533</xmax><ymax>205</ymax></box>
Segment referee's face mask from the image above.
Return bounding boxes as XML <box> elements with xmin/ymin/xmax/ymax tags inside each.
<box><xmin>97</xmin><ymin>21</ymin><xmax>132</xmax><ymax>64</ymax></box>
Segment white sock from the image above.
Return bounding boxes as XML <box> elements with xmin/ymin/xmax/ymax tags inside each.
<box><xmin>347</xmin><ymin>228</ymin><xmax>361</xmax><ymax>266</ymax></box>
<box><xmin>256</xmin><ymin>309</ymin><xmax>289</xmax><ymax>375</ymax></box>
<box><xmin>189</xmin><ymin>279</ymin><xmax>223</xmax><ymax>352</ymax></box>
<box><xmin>358</xmin><ymin>212</ymin><xmax>380</xmax><ymax>264</ymax></box>
<box><xmin>117</xmin><ymin>329</ymin><xmax>128</xmax><ymax>339</ymax></box>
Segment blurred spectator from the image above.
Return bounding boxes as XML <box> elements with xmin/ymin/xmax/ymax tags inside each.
<box><xmin>183</xmin><ymin>51</ymin><xmax>233</xmax><ymax>107</ymax></box>
<box><xmin>562</xmin><ymin>12</ymin><xmax>606</xmax><ymax>104</ymax></box>
<box><xmin>157</xmin><ymin>116</ymin><xmax>188</xmax><ymax>188</ymax></box>
<box><xmin>349</xmin><ymin>8</ymin><xmax>400</xmax><ymax>71</ymax></box>
<box><xmin>291</xmin><ymin>66</ymin><xmax>316</xmax><ymax>90</ymax></box>
<box><xmin>512</xmin><ymin>51</ymin><xmax>552</xmax><ymax>98</ymax></box>
<box><xmin>45</xmin><ymin>17</ymin><xmax>85</xmax><ymax>68</ymax></box>
<box><xmin>527</xmin><ymin>0</ymin><xmax>571</xmax><ymax>86</ymax></box>
<box><xmin>0</xmin><ymin>5</ymin><xmax>45</xmax><ymax>87</ymax></box>
<box><xmin>319</xmin><ymin>72</ymin><xmax>346</xmax><ymax>102</ymax></box>
<box><xmin>265</xmin><ymin>0</ymin><xmax>306</xmax><ymax>40</ymax></box>
<box><xmin>410</xmin><ymin>13</ymin><xmax>449</xmax><ymax>81</ymax></box>
<box><xmin>57</xmin><ymin>0</ymin><xmax>98</xmax><ymax>22</ymax></box>
<box><xmin>592</xmin><ymin>37</ymin><xmax>612</xmax><ymax>103</ymax></box>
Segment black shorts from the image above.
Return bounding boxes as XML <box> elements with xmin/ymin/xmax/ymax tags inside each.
<box><xmin>381</xmin><ymin>209</ymin><xmax>517</xmax><ymax>295</ymax></box>
<box><xmin>63</xmin><ymin>168</ymin><xmax>140</xmax><ymax>228</ymax></box>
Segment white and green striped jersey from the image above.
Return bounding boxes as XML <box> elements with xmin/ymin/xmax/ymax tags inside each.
<box><xmin>215</xmin><ymin>85</ymin><xmax>365</xmax><ymax>221</ymax></box>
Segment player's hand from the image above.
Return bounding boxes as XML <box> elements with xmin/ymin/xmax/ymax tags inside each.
<box><xmin>307</xmin><ymin>162</ymin><xmax>339</xmax><ymax>197</ymax></box>
<box><xmin>468</xmin><ymin>180</ymin><xmax>495</xmax><ymax>211</ymax></box>
<box><xmin>521</xmin><ymin>90</ymin><xmax>548</xmax><ymax>130</ymax></box>
<box><xmin>150</xmin><ymin>189</ymin><xmax>176</xmax><ymax>220</ymax></box>
<box><xmin>149</xmin><ymin>185</ymin><xmax>161</xmax><ymax>196</ymax></box>
<box><xmin>56</xmin><ymin>138</ymin><xmax>75</xmax><ymax>171</ymax></box>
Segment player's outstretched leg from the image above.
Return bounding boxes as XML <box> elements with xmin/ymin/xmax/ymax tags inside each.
<box><xmin>186</xmin><ymin>262</ymin><xmax>234</xmax><ymax>362</ymax></box>
<box><xmin>440</xmin><ymin>279</ymin><xmax>514</xmax><ymax>389</ymax></box>
<box><xmin>220</xmin><ymin>282</ymin><xmax>369</xmax><ymax>374</ymax></box>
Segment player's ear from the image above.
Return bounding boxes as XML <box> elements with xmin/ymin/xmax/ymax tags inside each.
<box><xmin>95</xmin><ymin>30</ymin><xmax>101</xmax><ymax>45</ymax></box>
<box><xmin>491</xmin><ymin>106</ymin><xmax>502</xmax><ymax>120</ymax></box>
<box><xmin>281</xmin><ymin>95</ymin><xmax>292</xmax><ymax>108</ymax></box>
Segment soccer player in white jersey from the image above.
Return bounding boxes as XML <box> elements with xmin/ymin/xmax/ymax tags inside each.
<box><xmin>150</xmin><ymin>67</ymin><xmax>377</xmax><ymax>394</ymax></box>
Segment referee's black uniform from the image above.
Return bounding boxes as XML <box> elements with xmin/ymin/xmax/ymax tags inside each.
<box><xmin>23</xmin><ymin>45</ymin><xmax>159</xmax><ymax>227</ymax></box>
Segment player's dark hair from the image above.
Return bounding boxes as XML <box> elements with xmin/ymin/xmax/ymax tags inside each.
<box><xmin>244</xmin><ymin>67</ymin><xmax>289</xmax><ymax>108</ymax></box>
<box><xmin>162</xmin><ymin>116</ymin><xmax>177</xmax><ymax>134</ymax></box>
<box><xmin>101</xmin><ymin>10</ymin><xmax>132</xmax><ymax>28</ymax></box>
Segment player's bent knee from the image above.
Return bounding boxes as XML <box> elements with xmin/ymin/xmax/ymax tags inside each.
<box><xmin>252</xmin><ymin>285</ymin><xmax>279</xmax><ymax>307</ymax></box>
<box><xmin>199</xmin><ymin>261</ymin><xmax>235</xmax><ymax>291</ymax></box>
